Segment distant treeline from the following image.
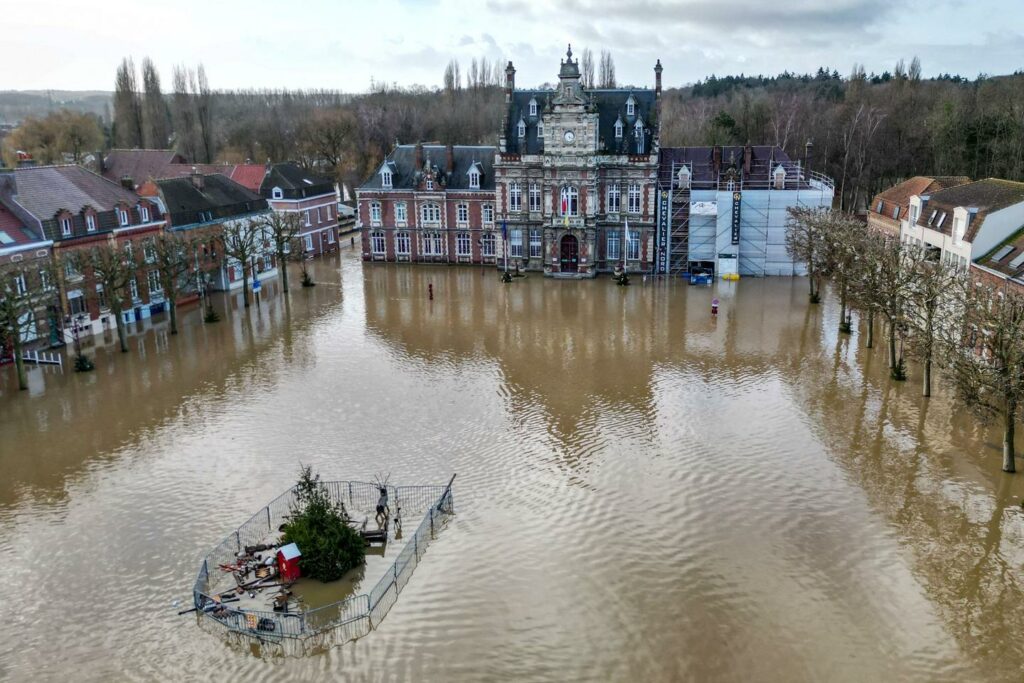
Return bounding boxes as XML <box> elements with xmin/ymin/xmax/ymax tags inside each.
<box><xmin>5</xmin><ymin>56</ymin><xmax>1024</xmax><ymax>210</ymax></box>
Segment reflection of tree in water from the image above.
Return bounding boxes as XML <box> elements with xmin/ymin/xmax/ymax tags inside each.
<box><xmin>788</xmin><ymin>317</ymin><xmax>1024</xmax><ymax>679</ymax></box>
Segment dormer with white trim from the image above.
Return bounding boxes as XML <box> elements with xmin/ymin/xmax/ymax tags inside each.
<box><xmin>517</xmin><ymin>117</ymin><xmax>526</xmax><ymax>139</ymax></box>
<box><xmin>380</xmin><ymin>162</ymin><xmax>394</xmax><ymax>189</ymax></box>
<box><xmin>625</xmin><ymin>95</ymin><xmax>635</xmax><ymax>117</ymax></box>
<box><xmin>772</xmin><ymin>165</ymin><xmax>786</xmax><ymax>190</ymax></box>
<box><xmin>271</xmin><ymin>186</ymin><xmax>284</xmax><ymax>199</ymax></box>
<box><xmin>528</xmin><ymin>97</ymin><xmax>538</xmax><ymax>117</ymax></box>
<box><xmin>467</xmin><ymin>162</ymin><xmax>483</xmax><ymax>190</ymax></box>
<box><xmin>614</xmin><ymin>116</ymin><xmax>623</xmax><ymax>139</ymax></box>
<box><xmin>677</xmin><ymin>165</ymin><xmax>691</xmax><ymax>190</ymax></box>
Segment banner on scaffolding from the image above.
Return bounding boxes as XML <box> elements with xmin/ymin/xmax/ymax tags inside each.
<box><xmin>657</xmin><ymin>189</ymin><xmax>670</xmax><ymax>274</ymax></box>
<box><xmin>731</xmin><ymin>192</ymin><xmax>741</xmax><ymax>245</ymax></box>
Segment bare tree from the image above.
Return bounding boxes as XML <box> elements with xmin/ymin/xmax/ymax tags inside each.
<box><xmin>581</xmin><ymin>48</ymin><xmax>595</xmax><ymax>89</ymax></box>
<box><xmin>220</xmin><ymin>219</ymin><xmax>262</xmax><ymax>308</ymax></box>
<box><xmin>0</xmin><ymin>261</ymin><xmax>51</xmax><ymax>390</ymax></box>
<box><xmin>785</xmin><ymin>206</ymin><xmax>828</xmax><ymax>302</ymax></box>
<box><xmin>114</xmin><ymin>57</ymin><xmax>144</xmax><ymax>149</ymax></box>
<box><xmin>195</xmin><ymin>64</ymin><xmax>215</xmax><ymax>163</ymax></box>
<box><xmin>260</xmin><ymin>211</ymin><xmax>303</xmax><ymax>293</ymax></box>
<box><xmin>141</xmin><ymin>57</ymin><xmax>169</xmax><ymax>149</ymax></box>
<box><xmin>598</xmin><ymin>50</ymin><xmax>616</xmax><ymax>88</ymax></box>
<box><xmin>82</xmin><ymin>241</ymin><xmax>139</xmax><ymax>353</ymax></box>
<box><xmin>848</xmin><ymin>233</ymin><xmax>885</xmax><ymax>348</ymax></box>
<box><xmin>905</xmin><ymin>257</ymin><xmax>959</xmax><ymax>396</ymax></box>
<box><xmin>151</xmin><ymin>232</ymin><xmax>196</xmax><ymax>334</ymax></box>
<box><xmin>942</xmin><ymin>278</ymin><xmax>1024</xmax><ymax>472</ymax></box>
<box><xmin>820</xmin><ymin>211</ymin><xmax>864</xmax><ymax>333</ymax></box>
<box><xmin>870</xmin><ymin>235</ymin><xmax>922</xmax><ymax>377</ymax></box>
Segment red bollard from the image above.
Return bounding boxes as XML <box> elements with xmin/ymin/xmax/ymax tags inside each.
<box><xmin>428</xmin><ymin>283</ymin><xmax>434</xmax><ymax>301</ymax></box>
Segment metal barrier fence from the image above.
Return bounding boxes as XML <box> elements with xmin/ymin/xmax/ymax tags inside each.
<box><xmin>193</xmin><ymin>479</ymin><xmax>455</xmax><ymax>655</ymax></box>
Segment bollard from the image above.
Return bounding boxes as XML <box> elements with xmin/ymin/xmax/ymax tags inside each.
<box><xmin>428</xmin><ymin>283</ymin><xmax>433</xmax><ymax>300</ymax></box>
<box><xmin>711</xmin><ymin>298</ymin><xmax>719</xmax><ymax>316</ymax></box>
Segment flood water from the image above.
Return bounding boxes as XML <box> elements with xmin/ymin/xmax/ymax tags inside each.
<box><xmin>2</xmin><ymin>246</ymin><xmax>1024</xmax><ymax>682</ymax></box>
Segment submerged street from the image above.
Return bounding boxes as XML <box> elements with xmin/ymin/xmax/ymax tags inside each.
<box><xmin>2</xmin><ymin>248</ymin><xmax>1023</xmax><ymax>682</ymax></box>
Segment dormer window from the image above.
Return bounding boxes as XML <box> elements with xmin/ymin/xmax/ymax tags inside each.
<box><xmin>936</xmin><ymin>212</ymin><xmax>947</xmax><ymax>229</ymax></box>
<box><xmin>425</xmin><ymin>176</ymin><xmax>433</xmax><ymax>191</ymax></box>
<box><xmin>272</xmin><ymin>187</ymin><xmax>283</xmax><ymax>199</ymax></box>
<box><xmin>626</xmin><ymin>96</ymin><xmax>635</xmax><ymax>117</ymax></box>
<box><xmin>537</xmin><ymin>121</ymin><xmax>544</xmax><ymax>138</ymax></box>
<box><xmin>614</xmin><ymin>118</ymin><xmax>623</xmax><ymax>139</ymax></box>
<box><xmin>60</xmin><ymin>216</ymin><xmax>72</xmax><ymax>237</ymax></box>
<box><xmin>140</xmin><ymin>205</ymin><xmax>150</xmax><ymax>223</ymax></box>
<box><xmin>86</xmin><ymin>213</ymin><xmax>96</xmax><ymax>232</ymax></box>
<box><xmin>529</xmin><ymin>98</ymin><xmax>537</xmax><ymax>117</ymax></box>
<box><xmin>469</xmin><ymin>168</ymin><xmax>480</xmax><ymax>190</ymax></box>
<box><xmin>517</xmin><ymin>118</ymin><xmax>526</xmax><ymax>138</ymax></box>
<box><xmin>118</xmin><ymin>208</ymin><xmax>130</xmax><ymax>226</ymax></box>
<box><xmin>382</xmin><ymin>168</ymin><xmax>392</xmax><ymax>188</ymax></box>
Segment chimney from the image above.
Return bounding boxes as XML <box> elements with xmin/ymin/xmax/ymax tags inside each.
<box><xmin>804</xmin><ymin>139</ymin><xmax>814</xmax><ymax>174</ymax></box>
<box><xmin>120</xmin><ymin>175</ymin><xmax>134</xmax><ymax>190</ymax></box>
<box><xmin>97</xmin><ymin>151</ymin><xmax>106</xmax><ymax>174</ymax></box>
<box><xmin>743</xmin><ymin>143</ymin><xmax>752</xmax><ymax>175</ymax></box>
<box><xmin>654</xmin><ymin>59</ymin><xmax>663</xmax><ymax>98</ymax></box>
<box><xmin>190</xmin><ymin>166</ymin><xmax>204</xmax><ymax>191</ymax></box>
<box><xmin>414</xmin><ymin>143</ymin><xmax>424</xmax><ymax>171</ymax></box>
<box><xmin>445</xmin><ymin>144</ymin><xmax>454</xmax><ymax>175</ymax></box>
<box><xmin>505</xmin><ymin>61</ymin><xmax>516</xmax><ymax>102</ymax></box>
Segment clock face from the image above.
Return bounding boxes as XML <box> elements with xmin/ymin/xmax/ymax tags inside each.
<box><xmin>564</xmin><ymin>130</ymin><xmax>575</xmax><ymax>143</ymax></box>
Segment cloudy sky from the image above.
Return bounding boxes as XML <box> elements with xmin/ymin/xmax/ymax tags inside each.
<box><xmin>4</xmin><ymin>0</ymin><xmax>1023</xmax><ymax>92</ymax></box>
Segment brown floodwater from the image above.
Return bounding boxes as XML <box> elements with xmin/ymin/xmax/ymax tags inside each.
<box><xmin>2</xmin><ymin>246</ymin><xmax>1024</xmax><ymax>682</ymax></box>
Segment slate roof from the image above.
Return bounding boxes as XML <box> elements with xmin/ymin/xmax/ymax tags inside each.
<box><xmin>156</xmin><ymin>173</ymin><xmax>269</xmax><ymax>229</ymax></box>
<box><xmin>915</xmin><ymin>178</ymin><xmax>1024</xmax><ymax>241</ymax></box>
<box><xmin>659</xmin><ymin>146</ymin><xmax>797</xmax><ymax>185</ymax></box>
<box><xmin>870</xmin><ymin>176</ymin><xmax>970</xmax><ymax>221</ymax></box>
<box><xmin>359</xmin><ymin>145</ymin><xmax>496</xmax><ymax>191</ymax></box>
<box><xmin>11</xmin><ymin>165</ymin><xmax>140</xmax><ymax>219</ymax></box>
<box><xmin>0</xmin><ymin>201</ymin><xmax>46</xmax><ymax>249</ymax></box>
<box><xmin>260</xmin><ymin>162</ymin><xmax>334</xmax><ymax>199</ymax></box>
<box><xmin>504</xmin><ymin>88</ymin><xmax>657</xmax><ymax>155</ymax></box>
<box><xmin>103</xmin><ymin>149</ymin><xmax>186</xmax><ymax>187</ymax></box>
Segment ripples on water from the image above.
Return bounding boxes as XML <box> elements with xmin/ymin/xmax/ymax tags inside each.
<box><xmin>1</xmin><ymin>249</ymin><xmax>1023</xmax><ymax>682</ymax></box>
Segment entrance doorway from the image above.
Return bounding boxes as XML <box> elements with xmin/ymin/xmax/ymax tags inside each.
<box><xmin>559</xmin><ymin>234</ymin><xmax>579</xmax><ymax>272</ymax></box>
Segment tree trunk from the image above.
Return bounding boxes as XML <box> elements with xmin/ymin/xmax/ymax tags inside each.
<box><xmin>922</xmin><ymin>357</ymin><xmax>931</xmax><ymax>397</ymax></box>
<box><xmin>280</xmin><ymin>253</ymin><xmax>290</xmax><ymax>293</ymax></box>
<box><xmin>839</xmin><ymin>283</ymin><xmax>849</xmax><ymax>332</ymax></box>
<box><xmin>887</xmin><ymin>321</ymin><xmax>896</xmax><ymax>370</ymax></box>
<box><xmin>113</xmin><ymin>304</ymin><xmax>128</xmax><ymax>352</ymax></box>
<box><xmin>866</xmin><ymin>310</ymin><xmax>874</xmax><ymax>348</ymax></box>
<box><xmin>169</xmin><ymin>300</ymin><xmax>178</xmax><ymax>335</ymax></box>
<box><xmin>242</xmin><ymin>272</ymin><xmax>250</xmax><ymax>308</ymax></box>
<box><xmin>12</xmin><ymin>327</ymin><xmax>27</xmax><ymax>390</ymax></box>
<box><xmin>1004</xmin><ymin>399</ymin><xmax>1017</xmax><ymax>473</ymax></box>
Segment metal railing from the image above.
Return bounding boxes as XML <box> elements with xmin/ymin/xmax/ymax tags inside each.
<box><xmin>192</xmin><ymin>478</ymin><xmax>455</xmax><ymax>654</ymax></box>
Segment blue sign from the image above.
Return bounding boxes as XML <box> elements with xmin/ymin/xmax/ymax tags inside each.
<box><xmin>253</xmin><ymin>277</ymin><xmax>261</xmax><ymax>292</ymax></box>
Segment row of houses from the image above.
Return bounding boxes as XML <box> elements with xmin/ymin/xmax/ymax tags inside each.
<box><xmin>1</xmin><ymin>153</ymin><xmax>350</xmax><ymax>351</ymax></box>
<box><xmin>356</xmin><ymin>45</ymin><xmax>835</xmax><ymax>278</ymax></box>
<box><xmin>868</xmin><ymin>175</ymin><xmax>1024</xmax><ymax>289</ymax></box>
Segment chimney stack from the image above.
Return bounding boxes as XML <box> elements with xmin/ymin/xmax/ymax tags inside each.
<box><xmin>190</xmin><ymin>166</ymin><xmax>204</xmax><ymax>191</ymax></box>
<box><xmin>505</xmin><ymin>61</ymin><xmax>516</xmax><ymax>102</ymax></box>
<box><xmin>120</xmin><ymin>175</ymin><xmax>134</xmax><ymax>190</ymax></box>
<box><xmin>654</xmin><ymin>59</ymin><xmax>663</xmax><ymax>98</ymax></box>
<box><xmin>445</xmin><ymin>144</ymin><xmax>454</xmax><ymax>175</ymax></box>
<box><xmin>414</xmin><ymin>143</ymin><xmax>424</xmax><ymax>171</ymax></box>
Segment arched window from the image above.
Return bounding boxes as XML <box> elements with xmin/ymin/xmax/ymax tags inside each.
<box><xmin>509</xmin><ymin>182</ymin><xmax>522</xmax><ymax>212</ymax></box>
<box><xmin>272</xmin><ymin>187</ymin><xmax>283</xmax><ymax>199</ymax></box>
<box><xmin>529</xmin><ymin>98</ymin><xmax>537</xmax><ymax>116</ymax></box>
<box><xmin>517</xmin><ymin>119</ymin><xmax>526</xmax><ymax>138</ymax></box>
<box><xmin>614</xmin><ymin>119</ymin><xmax>623</xmax><ymax>139</ymax></box>
<box><xmin>420</xmin><ymin>202</ymin><xmax>441</xmax><ymax>224</ymax></box>
<box><xmin>560</xmin><ymin>186</ymin><xmax>579</xmax><ymax>217</ymax></box>
<box><xmin>626</xmin><ymin>96</ymin><xmax>635</xmax><ymax>117</ymax></box>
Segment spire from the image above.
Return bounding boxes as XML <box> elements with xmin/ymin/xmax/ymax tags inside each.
<box><xmin>566</xmin><ymin>44</ymin><xmax>573</xmax><ymax>61</ymax></box>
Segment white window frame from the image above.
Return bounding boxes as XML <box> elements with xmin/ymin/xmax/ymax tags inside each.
<box><xmin>129</xmin><ymin>277</ymin><xmax>139</xmax><ymax>301</ymax></box>
<box><xmin>560</xmin><ymin>186</ymin><xmax>579</xmax><ymax>217</ymax></box>
<box><xmin>607</xmin><ymin>184</ymin><xmax>620</xmax><ymax>214</ymax></box>
<box><xmin>86</xmin><ymin>214</ymin><xmax>96</xmax><ymax>232</ymax></box>
<box><xmin>147</xmin><ymin>269</ymin><xmax>162</xmax><ymax>294</ymax></box>
<box><xmin>382</xmin><ymin>169</ymin><xmax>393</xmax><ymax>188</ymax></box>
<box><xmin>482</xmin><ymin>204</ymin><xmax>494</xmax><ymax>224</ymax></box>
<box><xmin>371</xmin><ymin>231</ymin><xmax>386</xmax><ymax>255</ymax></box>
<box><xmin>529</xmin><ymin>183</ymin><xmax>541</xmax><ymax>212</ymax></box>
<box><xmin>119</xmin><ymin>208</ymin><xmax>129</xmax><ymax>226</ymax></box>
<box><xmin>627</xmin><ymin>184</ymin><xmax>642</xmax><ymax>214</ymax></box>
<box><xmin>370</xmin><ymin>202</ymin><xmax>382</xmax><ymax>225</ymax></box>
<box><xmin>327</xmin><ymin>229</ymin><xmax>336</xmax><ymax>244</ymax></box>
<box><xmin>614</xmin><ymin>120</ymin><xmax>623</xmax><ymax>139</ymax></box>
<box><xmin>626</xmin><ymin>230</ymin><xmax>640</xmax><ymax>260</ymax></box>
<box><xmin>509</xmin><ymin>182</ymin><xmax>522</xmax><ymax>212</ymax></box>
<box><xmin>124</xmin><ymin>241</ymin><xmax>134</xmax><ymax>261</ymax></box>
<box><xmin>529</xmin><ymin>228</ymin><xmax>542</xmax><ymax>258</ymax></box>
<box><xmin>481</xmin><ymin>232</ymin><xmax>495</xmax><ymax>257</ymax></box>
<box><xmin>423</xmin><ymin>232</ymin><xmax>443</xmax><ymax>256</ymax></box>
<box><xmin>327</xmin><ymin>205</ymin><xmax>333</xmax><ymax>220</ymax></box>
<box><xmin>304</xmin><ymin>234</ymin><xmax>314</xmax><ymax>251</ymax></box>
<box><xmin>305</xmin><ymin>209</ymin><xmax>312</xmax><ymax>227</ymax></box>
<box><xmin>529</xmin><ymin>98</ymin><xmax>537</xmax><ymax>116</ymax></box>
<box><xmin>420</xmin><ymin>202</ymin><xmax>441</xmax><ymax>225</ymax></box>
<box><xmin>61</xmin><ymin>217</ymin><xmax>72</xmax><ymax>237</ymax></box>
<box><xmin>518</xmin><ymin>119</ymin><xmax>526</xmax><ymax>137</ymax></box>
<box><xmin>469</xmin><ymin>170</ymin><xmax>480</xmax><ymax>190</ymax></box>
<box><xmin>141</xmin><ymin>206</ymin><xmax>150</xmax><ymax>223</ymax></box>
<box><xmin>317</xmin><ymin>207</ymin><xmax>322</xmax><ymax>223</ymax></box>
<box><xmin>537</xmin><ymin>121</ymin><xmax>544</xmax><ymax>138</ymax></box>
<box><xmin>509</xmin><ymin>228</ymin><xmax>523</xmax><ymax>258</ymax></box>
<box><xmin>13</xmin><ymin>273</ymin><xmax>26</xmax><ymax>296</ymax></box>
<box><xmin>626</xmin><ymin>97</ymin><xmax>635</xmax><ymax>116</ymax></box>
<box><xmin>143</xmin><ymin>239</ymin><xmax>156</xmax><ymax>264</ymax></box>
<box><xmin>607</xmin><ymin>230</ymin><xmax>621</xmax><ymax>261</ymax></box>
<box><xmin>395</xmin><ymin>201</ymin><xmax>408</xmax><ymax>225</ymax></box>
<box><xmin>396</xmin><ymin>231</ymin><xmax>411</xmax><ymax>255</ymax></box>
<box><xmin>457</xmin><ymin>203</ymin><xmax>469</xmax><ymax>225</ymax></box>
<box><xmin>272</xmin><ymin>187</ymin><xmax>283</xmax><ymax>199</ymax></box>
<box><xmin>456</xmin><ymin>232</ymin><xmax>472</xmax><ymax>257</ymax></box>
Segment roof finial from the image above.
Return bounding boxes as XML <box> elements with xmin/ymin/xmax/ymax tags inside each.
<box><xmin>567</xmin><ymin>44</ymin><xmax>573</xmax><ymax>61</ymax></box>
